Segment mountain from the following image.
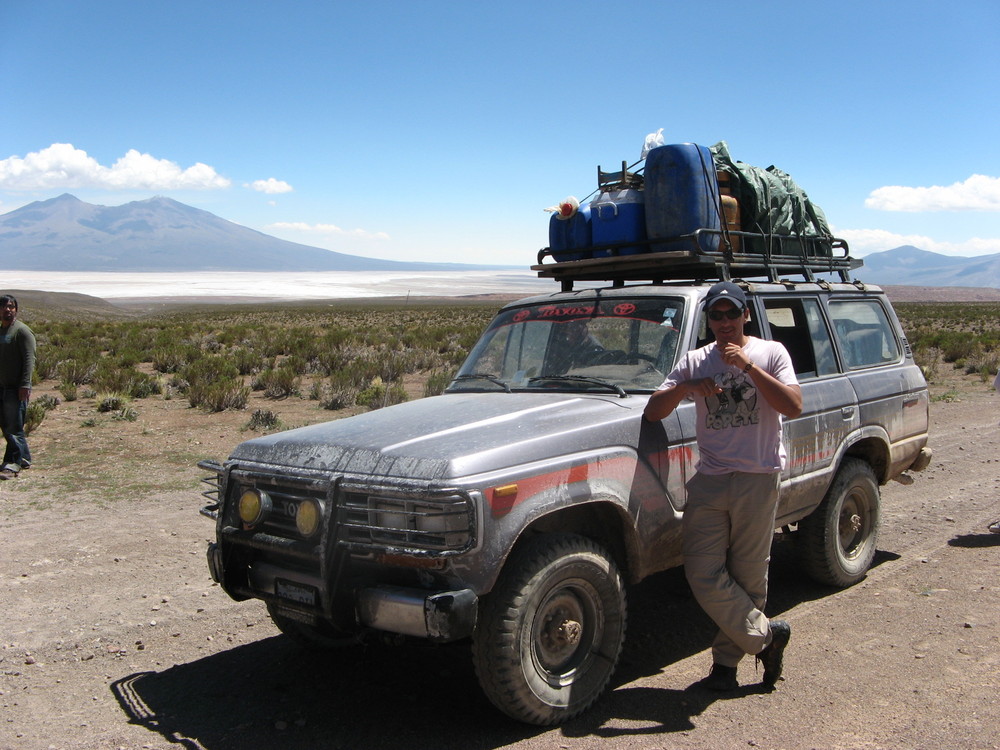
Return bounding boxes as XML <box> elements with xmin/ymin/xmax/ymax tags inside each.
<box><xmin>854</xmin><ymin>245</ymin><xmax>1000</xmax><ymax>288</ymax></box>
<box><xmin>0</xmin><ymin>194</ymin><xmax>508</xmax><ymax>272</ymax></box>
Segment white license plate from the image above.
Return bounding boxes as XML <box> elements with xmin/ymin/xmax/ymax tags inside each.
<box><xmin>275</xmin><ymin>578</ymin><xmax>317</xmax><ymax>606</ymax></box>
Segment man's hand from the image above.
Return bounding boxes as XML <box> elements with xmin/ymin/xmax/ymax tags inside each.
<box><xmin>720</xmin><ymin>342</ymin><xmax>751</xmax><ymax>371</ymax></box>
<box><xmin>684</xmin><ymin>377</ymin><xmax>723</xmax><ymax>397</ymax></box>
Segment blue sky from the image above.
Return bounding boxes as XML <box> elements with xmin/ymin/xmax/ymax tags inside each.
<box><xmin>1</xmin><ymin>0</ymin><xmax>998</xmax><ymax>266</ymax></box>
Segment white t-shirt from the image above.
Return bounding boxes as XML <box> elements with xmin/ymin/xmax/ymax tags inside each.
<box><xmin>659</xmin><ymin>336</ymin><xmax>798</xmax><ymax>474</ymax></box>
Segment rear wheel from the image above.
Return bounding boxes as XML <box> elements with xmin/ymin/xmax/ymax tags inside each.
<box><xmin>472</xmin><ymin>533</ymin><xmax>626</xmax><ymax>725</ymax></box>
<box><xmin>800</xmin><ymin>458</ymin><xmax>881</xmax><ymax>587</ymax></box>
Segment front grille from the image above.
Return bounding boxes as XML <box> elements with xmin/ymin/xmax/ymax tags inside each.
<box><xmin>219</xmin><ymin>468</ymin><xmax>475</xmax><ymax>556</ymax></box>
<box><xmin>339</xmin><ymin>491</ymin><xmax>474</xmax><ymax>553</ymax></box>
<box><xmin>227</xmin><ymin>470</ymin><xmax>330</xmax><ymax>542</ymax></box>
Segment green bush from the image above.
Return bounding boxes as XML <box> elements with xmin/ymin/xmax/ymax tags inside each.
<box><xmin>25</xmin><ymin>402</ymin><xmax>47</xmax><ymax>434</ymax></box>
<box><xmin>251</xmin><ymin>367</ymin><xmax>300</xmax><ymax>398</ymax></box>
<box><xmin>188</xmin><ymin>379</ymin><xmax>250</xmax><ymax>412</ymax></box>
<box><xmin>95</xmin><ymin>392</ymin><xmax>129</xmax><ymax>413</ymax></box>
<box><xmin>245</xmin><ymin>408</ymin><xmax>282</xmax><ymax>431</ymax></box>
<box><xmin>423</xmin><ymin>370</ymin><xmax>453</xmax><ymax>397</ymax></box>
<box><xmin>356</xmin><ymin>376</ymin><xmax>408</xmax><ymax>410</ymax></box>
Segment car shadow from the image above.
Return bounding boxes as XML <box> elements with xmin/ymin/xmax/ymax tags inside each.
<box><xmin>110</xmin><ymin>539</ymin><xmax>905</xmax><ymax>750</ymax></box>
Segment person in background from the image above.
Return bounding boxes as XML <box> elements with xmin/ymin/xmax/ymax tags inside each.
<box><xmin>0</xmin><ymin>294</ymin><xmax>36</xmax><ymax>477</ymax></box>
<box><xmin>644</xmin><ymin>281</ymin><xmax>802</xmax><ymax>692</ymax></box>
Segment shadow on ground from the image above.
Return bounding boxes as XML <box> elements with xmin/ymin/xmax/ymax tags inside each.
<box><xmin>111</xmin><ymin>537</ymin><xmax>902</xmax><ymax>750</ymax></box>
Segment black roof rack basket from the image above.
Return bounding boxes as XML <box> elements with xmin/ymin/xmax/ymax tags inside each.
<box><xmin>534</xmin><ymin>229</ymin><xmax>861</xmax><ymax>291</ymax></box>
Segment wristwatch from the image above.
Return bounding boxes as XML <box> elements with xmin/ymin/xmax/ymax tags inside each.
<box><xmin>743</xmin><ymin>361</ymin><xmax>755</xmax><ymax>373</ymax></box>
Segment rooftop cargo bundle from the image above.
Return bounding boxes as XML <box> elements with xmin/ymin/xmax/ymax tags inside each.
<box><xmin>536</xmin><ymin>139</ymin><xmax>856</xmax><ymax>287</ymax></box>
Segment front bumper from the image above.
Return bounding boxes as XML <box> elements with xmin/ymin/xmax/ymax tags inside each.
<box><xmin>206</xmin><ymin>542</ymin><xmax>478</xmax><ymax>642</ymax></box>
<box><xmin>357</xmin><ymin>585</ymin><xmax>478</xmax><ymax>642</ymax></box>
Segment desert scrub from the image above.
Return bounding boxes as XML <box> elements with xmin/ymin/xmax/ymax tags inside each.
<box><xmin>93</xmin><ymin>360</ymin><xmax>161</xmax><ymax>398</ymax></box>
<box><xmin>895</xmin><ymin>302</ymin><xmax>1000</xmax><ymax>362</ymax></box>
<box><xmin>58</xmin><ymin>382</ymin><xmax>78</xmax><ymax>401</ymax></box>
<box><xmin>95</xmin><ymin>392</ymin><xmax>129</xmax><ymax>413</ymax></box>
<box><xmin>251</xmin><ymin>366</ymin><xmax>300</xmax><ymax>398</ymax></box>
<box><xmin>151</xmin><ymin>343</ymin><xmax>203</xmax><ymax>373</ymax></box>
<box><xmin>245</xmin><ymin>408</ymin><xmax>282</xmax><ymax>432</ymax></box>
<box><xmin>423</xmin><ymin>370</ymin><xmax>453</xmax><ymax>397</ymax></box>
<box><xmin>57</xmin><ymin>356</ymin><xmax>98</xmax><ymax>385</ymax></box>
<box><xmin>356</xmin><ymin>376</ymin><xmax>407</xmax><ymax>410</ymax></box>
<box><xmin>25</xmin><ymin>394</ymin><xmax>60</xmax><ymax>435</ymax></box>
<box><xmin>188</xmin><ymin>379</ymin><xmax>250</xmax><ymax>412</ymax></box>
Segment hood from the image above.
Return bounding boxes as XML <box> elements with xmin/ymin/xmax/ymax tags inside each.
<box><xmin>229</xmin><ymin>392</ymin><xmax>641</xmax><ymax>481</ymax></box>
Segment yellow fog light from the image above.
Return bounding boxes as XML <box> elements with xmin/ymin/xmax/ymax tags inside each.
<box><xmin>238</xmin><ymin>488</ymin><xmax>271</xmax><ymax>526</ymax></box>
<box><xmin>296</xmin><ymin>499</ymin><xmax>322</xmax><ymax>537</ymax></box>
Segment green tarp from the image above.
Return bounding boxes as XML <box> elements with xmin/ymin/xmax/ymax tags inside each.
<box><xmin>710</xmin><ymin>141</ymin><xmax>833</xmax><ymax>255</ymax></box>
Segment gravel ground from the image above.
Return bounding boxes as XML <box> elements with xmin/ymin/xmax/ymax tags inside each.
<box><xmin>1</xmin><ymin>372</ymin><xmax>998</xmax><ymax>750</ymax></box>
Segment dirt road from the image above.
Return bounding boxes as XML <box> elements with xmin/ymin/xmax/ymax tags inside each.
<box><xmin>2</xmin><ymin>375</ymin><xmax>998</xmax><ymax>750</ymax></box>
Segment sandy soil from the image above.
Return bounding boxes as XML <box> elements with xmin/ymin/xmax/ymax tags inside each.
<box><xmin>1</xmin><ymin>367</ymin><xmax>998</xmax><ymax>750</ymax></box>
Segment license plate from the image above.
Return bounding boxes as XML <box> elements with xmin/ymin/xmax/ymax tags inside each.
<box><xmin>275</xmin><ymin>578</ymin><xmax>317</xmax><ymax>606</ymax></box>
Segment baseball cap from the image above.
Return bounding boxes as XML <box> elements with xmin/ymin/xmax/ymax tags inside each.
<box><xmin>701</xmin><ymin>281</ymin><xmax>747</xmax><ymax>311</ymax></box>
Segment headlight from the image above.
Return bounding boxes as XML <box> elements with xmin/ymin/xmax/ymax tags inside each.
<box><xmin>238</xmin><ymin>488</ymin><xmax>271</xmax><ymax>527</ymax></box>
<box><xmin>295</xmin><ymin>498</ymin><xmax>322</xmax><ymax>537</ymax></box>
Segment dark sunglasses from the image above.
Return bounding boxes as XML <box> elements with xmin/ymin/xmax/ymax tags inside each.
<box><xmin>707</xmin><ymin>308</ymin><xmax>744</xmax><ymax>321</ymax></box>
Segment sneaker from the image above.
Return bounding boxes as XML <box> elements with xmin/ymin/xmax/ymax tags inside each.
<box><xmin>697</xmin><ymin>663</ymin><xmax>738</xmax><ymax>692</ymax></box>
<box><xmin>2</xmin><ymin>463</ymin><xmax>20</xmax><ymax>475</ymax></box>
<box><xmin>757</xmin><ymin>620</ymin><xmax>791</xmax><ymax>688</ymax></box>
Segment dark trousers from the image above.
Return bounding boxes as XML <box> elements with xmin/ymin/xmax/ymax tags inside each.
<box><xmin>0</xmin><ymin>386</ymin><xmax>30</xmax><ymax>467</ymax></box>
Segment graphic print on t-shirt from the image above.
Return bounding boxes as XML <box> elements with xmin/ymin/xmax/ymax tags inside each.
<box><xmin>705</xmin><ymin>371</ymin><xmax>758</xmax><ymax>430</ymax></box>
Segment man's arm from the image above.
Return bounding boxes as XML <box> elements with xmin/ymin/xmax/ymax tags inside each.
<box><xmin>719</xmin><ymin>342</ymin><xmax>802</xmax><ymax>418</ymax></box>
<box><xmin>643</xmin><ymin>377</ymin><xmax>721</xmax><ymax>421</ymax></box>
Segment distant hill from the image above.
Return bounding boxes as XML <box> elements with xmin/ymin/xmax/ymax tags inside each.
<box><xmin>0</xmin><ymin>194</ymin><xmax>510</xmax><ymax>272</ymax></box>
<box><xmin>855</xmin><ymin>245</ymin><xmax>1000</xmax><ymax>288</ymax></box>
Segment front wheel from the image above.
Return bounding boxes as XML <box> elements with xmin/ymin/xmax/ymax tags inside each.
<box><xmin>799</xmin><ymin>458</ymin><xmax>881</xmax><ymax>587</ymax></box>
<box><xmin>472</xmin><ymin>533</ymin><xmax>626</xmax><ymax>726</ymax></box>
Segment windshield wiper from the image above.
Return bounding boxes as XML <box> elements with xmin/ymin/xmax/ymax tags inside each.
<box><xmin>527</xmin><ymin>375</ymin><xmax>627</xmax><ymax>398</ymax></box>
<box><xmin>449</xmin><ymin>373</ymin><xmax>512</xmax><ymax>393</ymax></box>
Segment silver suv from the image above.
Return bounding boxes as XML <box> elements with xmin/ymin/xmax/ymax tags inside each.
<box><xmin>199</xmin><ymin>248</ymin><xmax>931</xmax><ymax>726</ymax></box>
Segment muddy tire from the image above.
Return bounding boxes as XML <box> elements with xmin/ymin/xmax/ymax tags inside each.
<box><xmin>800</xmin><ymin>458</ymin><xmax>881</xmax><ymax>587</ymax></box>
<box><xmin>472</xmin><ymin>533</ymin><xmax>626</xmax><ymax>725</ymax></box>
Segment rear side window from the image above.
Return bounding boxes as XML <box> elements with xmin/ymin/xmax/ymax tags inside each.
<box><xmin>762</xmin><ymin>297</ymin><xmax>837</xmax><ymax>379</ymax></box>
<box><xmin>828</xmin><ymin>299</ymin><xmax>900</xmax><ymax>369</ymax></box>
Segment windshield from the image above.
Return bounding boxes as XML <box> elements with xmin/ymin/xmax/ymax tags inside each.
<box><xmin>449</xmin><ymin>297</ymin><xmax>684</xmax><ymax>394</ymax></box>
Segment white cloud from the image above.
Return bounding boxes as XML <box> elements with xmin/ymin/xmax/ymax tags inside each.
<box><xmin>835</xmin><ymin>227</ymin><xmax>1000</xmax><ymax>257</ymax></box>
<box><xmin>248</xmin><ymin>177</ymin><xmax>293</xmax><ymax>194</ymax></box>
<box><xmin>865</xmin><ymin>174</ymin><xmax>1000</xmax><ymax>212</ymax></box>
<box><xmin>266</xmin><ymin>221</ymin><xmax>390</xmax><ymax>241</ymax></box>
<box><xmin>0</xmin><ymin>143</ymin><xmax>230</xmax><ymax>190</ymax></box>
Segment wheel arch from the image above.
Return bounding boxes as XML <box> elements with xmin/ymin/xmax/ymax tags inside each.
<box><xmin>842</xmin><ymin>428</ymin><xmax>891</xmax><ymax>484</ymax></box>
<box><xmin>508</xmin><ymin>499</ymin><xmax>639</xmax><ymax>586</ymax></box>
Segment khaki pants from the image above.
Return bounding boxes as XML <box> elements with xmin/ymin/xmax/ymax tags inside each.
<box><xmin>682</xmin><ymin>471</ymin><xmax>780</xmax><ymax>667</ymax></box>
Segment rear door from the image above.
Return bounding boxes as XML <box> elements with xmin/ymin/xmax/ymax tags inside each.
<box><xmin>757</xmin><ymin>295</ymin><xmax>859</xmax><ymax>521</ymax></box>
<box><xmin>827</xmin><ymin>296</ymin><xmax>929</xmax><ymax>478</ymax></box>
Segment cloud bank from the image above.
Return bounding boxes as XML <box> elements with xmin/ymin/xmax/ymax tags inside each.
<box><xmin>866</xmin><ymin>174</ymin><xmax>1000</xmax><ymax>212</ymax></box>
<box><xmin>0</xmin><ymin>143</ymin><xmax>232</xmax><ymax>191</ymax></box>
<box><xmin>267</xmin><ymin>221</ymin><xmax>390</xmax><ymax>241</ymax></box>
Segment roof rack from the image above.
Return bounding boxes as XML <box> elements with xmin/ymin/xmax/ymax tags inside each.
<box><xmin>533</xmin><ymin>229</ymin><xmax>861</xmax><ymax>292</ymax></box>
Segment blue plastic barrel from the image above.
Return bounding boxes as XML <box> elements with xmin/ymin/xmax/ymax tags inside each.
<box><xmin>590</xmin><ymin>189</ymin><xmax>646</xmax><ymax>256</ymax></box>
<box><xmin>644</xmin><ymin>143</ymin><xmax>721</xmax><ymax>252</ymax></box>
<box><xmin>548</xmin><ymin>203</ymin><xmax>593</xmax><ymax>261</ymax></box>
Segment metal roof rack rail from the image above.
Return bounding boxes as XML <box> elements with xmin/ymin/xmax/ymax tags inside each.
<box><xmin>533</xmin><ymin>229</ymin><xmax>860</xmax><ymax>292</ymax></box>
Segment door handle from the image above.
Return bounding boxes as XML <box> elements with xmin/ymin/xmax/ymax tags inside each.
<box><xmin>841</xmin><ymin>406</ymin><xmax>856</xmax><ymax>420</ymax></box>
